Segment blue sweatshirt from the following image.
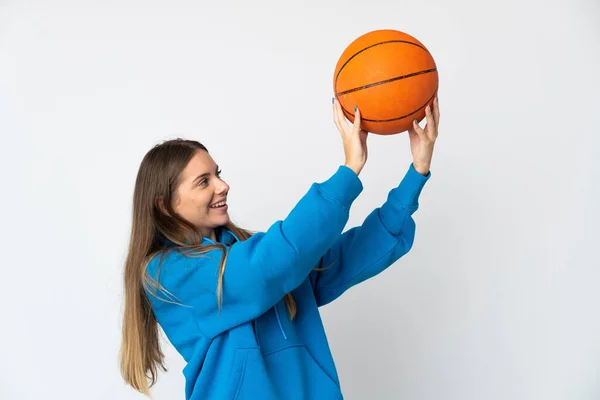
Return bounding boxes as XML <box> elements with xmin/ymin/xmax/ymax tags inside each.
<box><xmin>146</xmin><ymin>163</ymin><xmax>430</xmax><ymax>399</ymax></box>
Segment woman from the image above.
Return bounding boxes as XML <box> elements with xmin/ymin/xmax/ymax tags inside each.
<box><xmin>120</xmin><ymin>98</ymin><xmax>440</xmax><ymax>399</ymax></box>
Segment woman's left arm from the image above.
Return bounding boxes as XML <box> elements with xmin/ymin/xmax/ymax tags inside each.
<box><xmin>309</xmin><ymin>97</ymin><xmax>440</xmax><ymax>306</ymax></box>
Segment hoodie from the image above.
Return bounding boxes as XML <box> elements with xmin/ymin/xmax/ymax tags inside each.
<box><xmin>145</xmin><ymin>163</ymin><xmax>430</xmax><ymax>399</ymax></box>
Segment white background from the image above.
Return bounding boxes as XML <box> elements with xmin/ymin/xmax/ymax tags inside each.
<box><xmin>1</xmin><ymin>0</ymin><xmax>599</xmax><ymax>399</ymax></box>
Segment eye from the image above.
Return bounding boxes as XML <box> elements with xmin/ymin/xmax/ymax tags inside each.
<box><xmin>198</xmin><ymin>179</ymin><xmax>208</xmax><ymax>187</ymax></box>
<box><xmin>216</xmin><ymin>169</ymin><xmax>222</xmax><ymax>178</ymax></box>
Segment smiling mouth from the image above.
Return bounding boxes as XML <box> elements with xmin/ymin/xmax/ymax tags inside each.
<box><xmin>209</xmin><ymin>200</ymin><xmax>227</xmax><ymax>209</ymax></box>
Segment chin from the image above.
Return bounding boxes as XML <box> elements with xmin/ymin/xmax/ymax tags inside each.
<box><xmin>216</xmin><ymin>215</ymin><xmax>230</xmax><ymax>226</ymax></box>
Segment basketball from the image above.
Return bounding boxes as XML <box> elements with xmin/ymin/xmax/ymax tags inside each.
<box><xmin>333</xmin><ymin>29</ymin><xmax>439</xmax><ymax>135</ymax></box>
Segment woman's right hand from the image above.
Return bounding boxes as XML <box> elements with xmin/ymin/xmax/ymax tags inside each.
<box><xmin>333</xmin><ymin>98</ymin><xmax>369</xmax><ymax>176</ymax></box>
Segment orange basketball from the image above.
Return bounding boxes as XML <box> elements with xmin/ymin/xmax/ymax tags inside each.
<box><xmin>333</xmin><ymin>29</ymin><xmax>439</xmax><ymax>135</ymax></box>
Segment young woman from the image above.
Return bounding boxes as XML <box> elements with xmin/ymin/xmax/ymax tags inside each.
<box><xmin>120</xmin><ymin>98</ymin><xmax>440</xmax><ymax>399</ymax></box>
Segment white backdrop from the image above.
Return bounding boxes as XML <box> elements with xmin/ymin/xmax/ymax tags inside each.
<box><xmin>1</xmin><ymin>0</ymin><xmax>599</xmax><ymax>399</ymax></box>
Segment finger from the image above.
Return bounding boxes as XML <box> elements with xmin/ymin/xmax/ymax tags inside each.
<box><xmin>412</xmin><ymin>118</ymin><xmax>425</xmax><ymax>139</ymax></box>
<box><xmin>433</xmin><ymin>96</ymin><xmax>440</xmax><ymax>128</ymax></box>
<box><xmin>332</xmin><ymin>106</ymin><xmax>341</xmax><ymax>133</ymax></box>
<box><xmin>352</xmin><ymin>106</ymin><xmax>361</xmax><ymax>135</ymax></box>
<box><xmin>338</xmin><ymin>101</ymin><xmax>354</xmax><ymax>134</ymax></box>
<box><xmin>424</xmin><ymin>104</ymin><xmax>435</xmax><ymax>139</ymax></box>
<box><xmin>408</xmin><ymin>126</ymin><xmax>417</xmax><ymax>139</ymax></box>
<box><xmin>332</xmin><ymin>98</ymin><xmax>340</xmax><ymax>122</ymax></box>
<box><xmin>408</xmin><ymin>127</ymin><xmax>420</xmax><ymax>147</ymax></box>
<box><xmin>332</xmin><ymin>98</ymin><xmax>344</xmax><ymax>133</ymax></box>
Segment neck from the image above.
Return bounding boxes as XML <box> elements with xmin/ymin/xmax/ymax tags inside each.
<box><xmin>201</xmin><ymin>228</ymin><xmax>217</xmax><ymax>242</ymax></box>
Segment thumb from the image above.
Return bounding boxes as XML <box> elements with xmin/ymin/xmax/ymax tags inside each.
<box><xmin>408</xmin><ymin>127</ymin><xmax>417</xmax><ymax>140</ymax></box>
<box><xmin>412</xmin><ymin>118</ymin><xmax>426</xmax><ymax>139</ymax></box>
<box><xmin>359</xmin><ymin>129</ymin><xmax>368</xmax><ymax>143</ymax></box>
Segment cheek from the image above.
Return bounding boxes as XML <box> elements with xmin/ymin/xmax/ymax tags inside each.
<box><xmin>194</xmin><ymin>193</ymin><xmax>213</xmax><ymax>216</ymax></box>
<box><xmin>175</xmin><ymin>190</ymin><xmax>219</xmax><ymax>225</ymax></box>
<box><xmin>175</xmin><ymin>193</ymin><xmax>207</xmax><ymax>219</ymax></box>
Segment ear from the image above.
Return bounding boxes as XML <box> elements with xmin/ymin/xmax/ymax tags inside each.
<box><xmin>156</xmin><ymin>196</ymin><xmax>171</xmax><ymax>217</ymax></box>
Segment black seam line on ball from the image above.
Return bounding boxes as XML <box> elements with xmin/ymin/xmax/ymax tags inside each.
<box><xmin>334</xmin><ymin>40</ymin><xmax>431</xmax><ymax>90</ymax></box>
<box><xmin>335</xmin><ymin>68</ymin><xmax>437</xmax><ymax>97</ymax></box>
<box><xmin>341</xmin><ymin>87</ymin><xmax>438</xmax><ymax>123</ymax></box>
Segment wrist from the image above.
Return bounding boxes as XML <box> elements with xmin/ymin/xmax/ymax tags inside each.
<box><xmin>344</xmin><ymin>162</ymin><xmax>363</xmax><ymax>176</ymax></box>
<box><xmin>413</xmin><ymin>162</ymin><xmax>430</xmax><ymax>176</ymax></box>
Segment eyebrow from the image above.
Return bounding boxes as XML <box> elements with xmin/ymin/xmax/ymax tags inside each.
<box><xmin>192</xmin><ymin>165</ymin><xmax>220</xmax><ymax>184</ymax></box>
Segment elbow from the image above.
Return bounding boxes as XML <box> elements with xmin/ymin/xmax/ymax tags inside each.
<box><xmin>397</xmin><ymin>217</ymin><xmax>417</xmax><ymax>254</ymax></box>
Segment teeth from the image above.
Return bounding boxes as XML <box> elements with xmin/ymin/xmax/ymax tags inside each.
<box><xmin>210</xmin><ymin>201</ymin><xmax>226</xmax><ymax>208</ymax></box>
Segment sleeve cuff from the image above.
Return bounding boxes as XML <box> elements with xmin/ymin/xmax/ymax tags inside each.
<box><xmin>317</xmin><ymin>165</ymin><xmax>364</xmax><ymax>209</ymax></box>
<box><xmin>391</xmin><ymin>163</ymin><xmax>431</xmax><ymax>207</ymax></box>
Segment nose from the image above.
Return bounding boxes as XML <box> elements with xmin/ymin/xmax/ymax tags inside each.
<box><xmin>216</xmin><ymin>178</ymin><xmax>230</xmax><ymax>195</ymax></box>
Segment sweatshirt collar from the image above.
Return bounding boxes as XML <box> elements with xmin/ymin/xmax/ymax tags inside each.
<box><xmin>161</xmin><ymin>226</ymin><xmax>240</xmax><ymax>248</ymax></box>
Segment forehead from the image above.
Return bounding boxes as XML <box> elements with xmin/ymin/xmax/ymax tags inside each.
<box><xmin>180</xmin><ymin>150</ymin><xmax>216</xmax><ymax>181</ymax></box>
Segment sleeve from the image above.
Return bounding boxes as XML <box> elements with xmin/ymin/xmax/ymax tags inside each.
<box><xmin>308</xmin><ymin>163</ymin><xmax>430</xmax><ymax>307</ymax></box>
<box><xmin>146</xmin><ymin>165</ymin><xmax>363</xmax><ymax>339</ymax></box>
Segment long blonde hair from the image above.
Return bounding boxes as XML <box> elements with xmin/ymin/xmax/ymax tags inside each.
<box><xmin>119</xmin><ymin>139</ymin><xmax>296</xmax><ymax>396</ymax></box>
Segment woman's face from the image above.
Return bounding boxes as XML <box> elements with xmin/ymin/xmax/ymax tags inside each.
<box><xmin>172</xmin><ymin>150</ymin><xmax>230</xmax><ymax>240</ymax></box>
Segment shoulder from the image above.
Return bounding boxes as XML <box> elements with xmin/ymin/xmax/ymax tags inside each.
<box><xmin>145</xmin><ymin>246</ymin><xmax>225</xmax><ymax>281</ymax></box>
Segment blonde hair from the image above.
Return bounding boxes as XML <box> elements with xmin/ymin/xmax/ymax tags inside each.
<box><xmin>119</xmin><ymin>139</ymin><xmax>296</xmax><ymax>396</ymax></box>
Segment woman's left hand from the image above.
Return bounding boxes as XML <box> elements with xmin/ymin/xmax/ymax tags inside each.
<box><xmin>408</xmin><ymin>96</ymin><xmax>440</xmax><ymax>176</ymax></box>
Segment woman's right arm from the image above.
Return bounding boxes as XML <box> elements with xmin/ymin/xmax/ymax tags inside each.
<box><xmin>147</xmin><ymin>165</ymin><xmax>362</xmax><ymax>339</ymax></box>
<box><xmin>146</xmin><ymin>101</ymin><xmax>369</xmax><ymax>339</ymax></box>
